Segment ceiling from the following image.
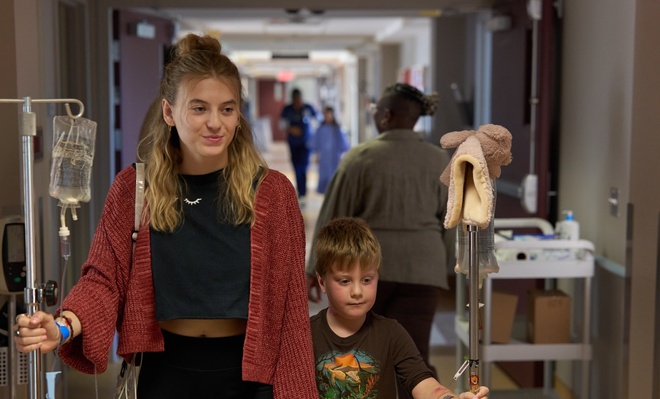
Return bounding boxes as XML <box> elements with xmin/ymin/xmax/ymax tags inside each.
<box><xmin>145</xmin><ymin>7</ymin><xmax>487</xmax><ymax>78</ymax></box>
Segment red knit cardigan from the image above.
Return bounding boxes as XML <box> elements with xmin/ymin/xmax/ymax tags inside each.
<box><xmin>59</xmin><ymin>166</ymin><xmax>317</xmax><ymax>398</ymax></box>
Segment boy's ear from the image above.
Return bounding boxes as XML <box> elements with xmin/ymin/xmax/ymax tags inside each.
<box><xmin>316</xmin><ymin>273</ymin><xmax>327</xmax><ymax>294</ymax></box>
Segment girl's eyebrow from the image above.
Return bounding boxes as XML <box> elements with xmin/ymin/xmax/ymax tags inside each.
<box><xmin>188</xmin><ymin>99</ymin><xmax>237</xmax><ymax>107</ymax></box>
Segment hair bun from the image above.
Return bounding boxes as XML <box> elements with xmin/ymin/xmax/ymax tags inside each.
<box><xmin>420</xmin><ymin>92</ymin><xmax>439</xmax><ymax>116</ymax></box>
<box><xmin>175</xmin><ymin>34</ymin><xmax>222</xmax><ymax>58</ymax></box>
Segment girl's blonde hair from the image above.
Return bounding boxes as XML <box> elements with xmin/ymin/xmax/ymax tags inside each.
<box><xmin>138</xmin><ymin>34</ymin><xmax>267</xmax><ymax>232</ymax></box>
<box><xmin>314</xmin><ymin>217</ymin><xmax>382</xmax><ymax>277</ymax></box>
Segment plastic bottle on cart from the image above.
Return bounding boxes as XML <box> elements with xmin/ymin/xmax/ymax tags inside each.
<box><xmin>555</xmin><ymin>210</ymin><xmax>580</xmax><ymax>240</ymax></box>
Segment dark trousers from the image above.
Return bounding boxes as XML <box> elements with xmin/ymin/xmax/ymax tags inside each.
<box><xmin>371</xmin><ymin>280</ymin><xmax>443</xmax><ymax>399</ymax></box>
<box><xmin>137</xmin><ymin>330</ymin><xmax>273</xmax><ymax>399</ymax></box>
<box><xmin>288</xmin><ymin>143</ymin><xmax>309</xmax><ymax>197</ymax></box>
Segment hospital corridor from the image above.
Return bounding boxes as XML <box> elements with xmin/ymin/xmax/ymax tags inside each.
<box><xmin>3</xmin><ymin>0</ymin><xmax>660</xmax><ymax>398</ymax></box>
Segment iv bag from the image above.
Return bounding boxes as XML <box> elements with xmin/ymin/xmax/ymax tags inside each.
<box><xmin>49</xmin><ymin>116</ymin><xmax>97</xmax><ymax>205</ymax></box>
<box><xmin>454</xmin><ymin>180</ymin><xmax>499</xmax><ymax>287</ymax></box>
<box><xmin>455</xmin><ymin>218</ymin><xmax>500</xmax><ymax>276</ymax></box>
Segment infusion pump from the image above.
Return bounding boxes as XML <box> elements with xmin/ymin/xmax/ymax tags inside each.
<box><xmin>0</xmin><ymin>215</ymin><xmax>26</xmax><ymax>294</ymax></box>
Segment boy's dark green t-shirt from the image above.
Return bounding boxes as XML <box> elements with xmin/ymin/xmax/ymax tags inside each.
<box><xmin>310</xmin><ymin>309</ymin><xmax>434</xmax><ymax>398</ymax></box>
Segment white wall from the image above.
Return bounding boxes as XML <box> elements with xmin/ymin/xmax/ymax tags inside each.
<box><xmin>558</xmin><ymin>0</ymin><xmax>636</xmax><ymax>394</ymax></box>
<box><xmin>560</xmin><ymin>0</ymin><xmax>660</xmax><ymax>397</ymax></box>
<box><xmin>559</xmin><ymin>0</ymin><xmax>634</xmax><ymax>265</ymax></box>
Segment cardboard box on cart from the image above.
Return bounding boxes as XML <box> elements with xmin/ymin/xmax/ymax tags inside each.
<box><xmin>527</xmin><ymin>289</ymin><xmax>571</xmax><ymax>343</ymax></box>
<box><xmin>489</xmin><ymin>291</ymin><xmax>519</xmax><ymax>343</ymax></box>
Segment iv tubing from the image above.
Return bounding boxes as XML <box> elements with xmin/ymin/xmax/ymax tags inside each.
<box><xmin>59</xmin><ymin>206</ymin><xmax>71</xmax><ymax>261</ymax></box>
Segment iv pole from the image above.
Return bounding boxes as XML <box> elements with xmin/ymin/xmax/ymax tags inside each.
<box><xmin>442</xmin><ymin>126</ymin><xmax>511</xmax><ymax>395</ymax></box>
<box><xmin>453</xmin><ymin>223</ymin><xmax>484</xmax><ymax>393</ymax></box>
<box><xmin>467</xmin><ymin>224</ymin><xmax>480</xmax><ymax>394</ymax></box>
<box><xmin>0</xmin><ymin>97</ymin><xmax>85</xmax><ymax>399</ymax></box>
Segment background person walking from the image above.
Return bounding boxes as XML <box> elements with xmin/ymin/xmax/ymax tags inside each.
<box><xmin>280</xmin><ymin>88</ymin><xmax>318</xmax><ymax>203</ymax></box>
<box><xmin>310</xmin><ymin>106</ymin><xmax>350</xmax><ymax>194</ymax></box>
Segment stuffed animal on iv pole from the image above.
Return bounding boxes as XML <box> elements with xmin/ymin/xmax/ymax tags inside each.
<box><xmin>440</xmin><ymin>123</ymin><xmax>512</xmax><ymax>229</ymax></box>
<box><xmin>439</xmin><ymin>124</ymin><xmax>513</xmax><ymax>286</ymax></box>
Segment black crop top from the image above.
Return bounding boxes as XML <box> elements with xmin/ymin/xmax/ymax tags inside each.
<box><xmin>150</xmin><ymin>170</ymin><xmax>251</xmax><ymax>320</ymax></box>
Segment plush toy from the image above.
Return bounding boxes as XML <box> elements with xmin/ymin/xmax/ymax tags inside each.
<box><xmin>439</xmin><ymin>124</ymin><xmax>513</xmax><ymax>229</ymax></box>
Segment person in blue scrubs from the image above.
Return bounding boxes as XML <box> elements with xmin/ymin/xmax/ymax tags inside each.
<box><xmin>310</xmin><ymin>106</ymin><xmax>349</xmax><ymax>194</ymax></box>
<box><xmin>280</xmin><ymin>88</ymin><xmax>318</xmax><ymax>201</ymax></box>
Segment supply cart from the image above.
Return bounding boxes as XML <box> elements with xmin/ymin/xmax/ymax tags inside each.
<box><xmin>455</xmin><ymin>218</ymin><xmax>594</xmax><ymax>399</ymax></box>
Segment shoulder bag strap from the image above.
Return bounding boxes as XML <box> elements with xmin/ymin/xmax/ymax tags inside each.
<box><xmin>132</xmin><ymin>163</ymin><xmax>145</xmax><ymax>246</ymax></box>
<box><xmin>115</xmin><ymin>164</ymin><xmax>145</xmax><ymax>398</ymax></box>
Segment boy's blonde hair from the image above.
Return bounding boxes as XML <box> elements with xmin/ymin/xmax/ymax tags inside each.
<box><xmin>314</xmin><ymin>217</ymin><xmax>382</xmax><ymax>277</ymax></box>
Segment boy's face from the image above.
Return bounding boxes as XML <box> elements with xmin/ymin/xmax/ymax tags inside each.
<box><xmin>317</xmin><ymin>261</ymin><xmax>379</xmax><ymax>322</ymax></box>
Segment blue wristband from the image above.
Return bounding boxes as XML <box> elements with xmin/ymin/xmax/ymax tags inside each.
<box><xmin>55</xmin><ymin>320</ymin><xmax>70</xmax><ymax>343</ymax></box>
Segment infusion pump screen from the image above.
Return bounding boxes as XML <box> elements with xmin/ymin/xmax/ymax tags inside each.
<box><xmin>6</xmin><ymin>224</ymin><xmax>25</xmax><ymax>263</ymax></box>
<box><xmin>2</xmin><ymin>220</ymin><xmax>26</xmax><ymax>294</ymax></box>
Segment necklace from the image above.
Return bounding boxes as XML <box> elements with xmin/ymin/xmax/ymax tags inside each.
<box><xmin>183</xmin><ymin>197</ymin><xmax>202</xmax><ymax>205</ymax></box>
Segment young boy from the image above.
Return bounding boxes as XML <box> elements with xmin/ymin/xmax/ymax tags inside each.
<box><xmin>310</xmin><ymin>217</ymin><xmax>489</xmax><ymax>399</ymax></box>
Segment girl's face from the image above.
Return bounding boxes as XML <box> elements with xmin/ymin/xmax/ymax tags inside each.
<box><xmin>318</xmin><ymin>262</ymin><xmax>379</xmax><ymax>324</ymax></box>
<box><xmin>162</xmin><ymin>77</ymin><xmax>239</xmax><ymax>175</ymax></box>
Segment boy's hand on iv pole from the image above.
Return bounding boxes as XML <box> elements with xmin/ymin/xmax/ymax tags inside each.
<box><xmin>306</xmin><ymin>273</ymin><xmax>322</xmax><ymax>303</ymax></box>
<box><xmin>458</xmin><ymin>386</ymin><xmax>489</xmax><ymax>399</ymax></box>
<box><xmin>414</xmin><ymin>378</ymin><xmax>489</xmax><ymax>399</ymax></box>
